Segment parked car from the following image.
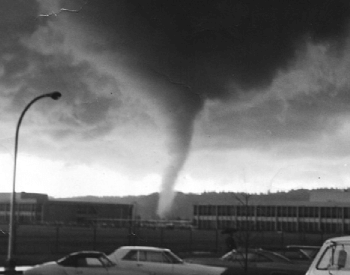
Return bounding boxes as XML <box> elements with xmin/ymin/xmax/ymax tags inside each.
<box><xmin>23</xmin><ymin>251</ymin><xmax>148</xmax><ymax>275</ymax></box>
<box><xmin>306</xmin><ymin>235</ymin><xmax>350</xmax><ymax>275</ymax></box>
<box><xmin>108</xmin><ymin>246</ymin><xmax>226</xmax><ymax>275</ymax></box>
<box><xmin>185</xmin><ymin>248</ymin><xmax>309</xmax><ymax>275</ymax></box>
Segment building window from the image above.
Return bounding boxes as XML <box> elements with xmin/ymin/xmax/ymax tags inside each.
<box><xmin>194</xmin><ymin>205</ymin><xmax>198</xmax><ymax>215</ymax></box>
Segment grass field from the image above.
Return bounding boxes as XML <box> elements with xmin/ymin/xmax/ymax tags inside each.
<box><xmin>0</xmin><ymin>224</ymin><xmax>339</xmax><ymax>266</ymax></box>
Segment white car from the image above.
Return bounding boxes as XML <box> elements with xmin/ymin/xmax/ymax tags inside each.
<box><xmin>23</xmin><ymin>251</ymin><xmax>148</xmax><ymax>275</ymax></box>
<box><xmin>108</xmin><ymin>246</ymin><xmax>226</xmax><ymax>275</ymax></box>
<box><xmin>306</xmin><ymin>236</ymin><xmax>350</xmax><ymax>275</ymax></box>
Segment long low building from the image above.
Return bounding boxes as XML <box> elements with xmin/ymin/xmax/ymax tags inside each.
<box><xmin>193</xmin><ymin>190</ymin><xmax>350</xmax><ymax>234</ymax></box>
<box><xmin>0</xmin><ymin>192</ymin><xmax>133</xmax><ymax>226</ymax></box>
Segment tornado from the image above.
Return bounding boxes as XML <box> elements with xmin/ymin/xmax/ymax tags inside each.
<box><xmin>156</xmin><ymin>130</ymin><xmax>191</xmax><ymax>218</ymax></box>
<box><xmin>81</xmin><ymin>0</ymin><xmax>350</xmax><ymax>216</ymax></box>
<box><xmin>156</xmin><ymin>87</ymin><xmax>204</xmax><ymax>218</ymax></box>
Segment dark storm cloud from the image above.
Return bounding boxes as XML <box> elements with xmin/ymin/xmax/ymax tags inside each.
<box><xmin>79</xmin><ymin>0</ymin><xmax>350</xmax><ymax>146</ymax></box>
<box><xmin>3</xmin><ymin>0</ymin><xmax>347</xmax><ymax>212</ymax></box>
<box><xmin>5</xmin><ymin>48</ymin><xmax>120</xmax><ymax>137</ymax></box>
<box><xmin>0</xmin><ymin>1</ymin><xmax>39</xmax><ymax>85</ymax></box>
<box><xmin>0</xmin><ymin>0</ymin><xmax>38</xmax><ymax>38</ymax></box>
<box><xmin>77</xmin><ymin>0</ymin><xmax>350</xmax><ymax>216</ymax></box>
<box><xmin>0</xmin><ymin>0</ymin><xmax>122</xmax><ymax>140</ymax></box>
<box><xmin>83</xmin><ymin>0</ymin><xmax>350</xmax><ymax>97</ymax></box>
<box><xmin>203</xmin><ymin>95</ymin><xmax>343</xmax><ymax>145</ymax></box>
<box><xmin>3</xmin><ymin>0</ymin><xmax>349</xmax><ymax>144</ymax></box>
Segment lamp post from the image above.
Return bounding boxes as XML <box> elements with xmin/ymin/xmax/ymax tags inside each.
<box><xmin>5</xmin><ymin>91</ymin><xmax>62</xmax><ymax>274</ymax></box>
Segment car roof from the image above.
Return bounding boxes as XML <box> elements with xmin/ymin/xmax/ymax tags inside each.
<box><xmin>118</xmin><ymin>246</ymin><xmax>170</xmax><ymax>252</ymax></box>
<box><xmin>286</xmin><ymin>245</ymin><xmax>320</xmax><ymax>249</ymax></box>
<box><xmin>231</xmin><ymin>248</ymin><xmax>270</xmax><ymax>253</ymax></box>
<box><xmin>324</xmin><ymin>235</ymin><xmax>350</xmax><ymax>244</ymax></box>
<box><xmin>68</xmin><ymin>251</ymin><xmax>106</xmax><ymax>257</ymax></box>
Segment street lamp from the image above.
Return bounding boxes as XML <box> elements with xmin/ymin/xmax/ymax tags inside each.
<box><xmin>5</xmin><ymin>91</ymin><xmax>62</xmax><ymax>273</ymax></box>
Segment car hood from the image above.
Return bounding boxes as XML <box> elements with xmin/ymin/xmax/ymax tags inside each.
<box><xmin>24</xmin><ymin>262</ymin><xmax>62</xmax><ymax>275</ymax></box>
<box><xmin>34</xmin><ymin>261</ymin><xmax>57</xmax><ymax>267</ymax></box>
<box><xmin>185</xmin><ymin>257</ymin><xmax>226</xmax><ymax>267</ymax></box>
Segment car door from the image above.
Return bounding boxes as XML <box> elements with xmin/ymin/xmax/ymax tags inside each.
<box><xmin>119</xmin><ymin>249</ymin><xmax>173</xmax><ymax>275</ymax></box>
<box><xmin>117</xmin><ymin>249</ymin><xmax>142</xmax><ymax>271</ymax></box>
<box><xmin>136</xmin><ymin>250</ymin><xmax>173</xmax><ymax>275</ymax></box>
<box><xmin>162</xmin><ymin>250</ymin><xmax>190</xmax><ymax>275</ymax></box>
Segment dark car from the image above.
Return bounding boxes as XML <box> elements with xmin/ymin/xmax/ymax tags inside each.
<box><xmin>185</xmin><ymin>248</ymin><xmax>309</xmax><ymax>275</ymax></box>
<box><xmin>23</xmin><ymin>251</ymin><xmax>148</xmax><ymax>275</ymax></box>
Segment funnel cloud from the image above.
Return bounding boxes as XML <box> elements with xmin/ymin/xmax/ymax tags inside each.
<box><xmin>92</xmin><ymin>0</ymin><xmax>349</xmax><ymax>216</ymax></box>
<box><xmin>1</xmin><ymin>0</ymin><xmax>350</xmax><ymax>207</ymax></box>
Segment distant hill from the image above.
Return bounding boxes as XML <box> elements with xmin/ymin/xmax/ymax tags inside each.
<box><xmin>55</xmin><ymin>189</ymin><xmax>317</xmax><ymax>220</ymax></box>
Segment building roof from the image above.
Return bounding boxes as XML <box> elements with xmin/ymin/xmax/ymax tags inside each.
<box><xmin>51</xmin><ymin>200</ymin><xmax>132</xmax><ymax>207</ymax></box>
<box><xmin>198</xmin><ymin>200</ymin><xmax>350</xmax><ymax>207</ymax></box>
<box><xmin>197</xmin><ymin>190</ymin><xmax>350</xmax><ymax>207</ymax></box>
<box><xmin>0</xmin><ymin>192</ymin><xmax>132</xmax><ymax>207</ymax></box>
<box><xmin>0</xmin><ymin>192</ymin><xmax>48</xmax><ymax>203</ymax></box>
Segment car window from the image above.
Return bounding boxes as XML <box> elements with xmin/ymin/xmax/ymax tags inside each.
<box><xmin>164</xmin><ymin>251</ymin><xmax>183</xmax><ymax>264</ymax></box>
<box><xmin>301</xmin><ymin>248</ymin><xmax>319</xmax><ymax>259</ymax></box>
<box><xmin>85</xmin><ymin>257</ymin><xmax>104</xmax><ymax>267</ymax></box>
<box><xmin>317</xmin><ymin>244</ymin><xmax>350</xmax><ymax>270</ymax></box>
<box><xmin>57</xmin><ymin>253</ymin><xmax>111</xmax><ymax>267</ymax></box>
<box><xmin>260</xmin><ymin>251</ymin><xmax>292</xmax><ymax>263</ymax></box>
<box><xmin>222</xmin><ymin>252</ymin><xmax>241</xmax><ymax>261</ymax></box>
<box><xmin>246</xmin><ymin>253</ymin><xmax>257</xmax><ymax>261</ymax></box>
<box><xmin>283</xmin><ymin>250</ymin><xmax>309</xmax><ymax>260</ymax></box>
<box><xmin>146</xmin><ymin>251</ymin><xmax>166</xmax><ymax>263</ymax></box>
<box><xmin>232</xmin><ymin>252</ymin><xmax>255</xmax><ymax>261</ymax></box>
<box><xmin>76</xmin><ymin>257</ymin><xmax>104</xmax><ymax>267</ymax></box>
<box><xmin>161</xmin><ymin>253</ymin><xmax>173</xmax><ymax>263</ymax></box>
<box><xmin>123</xmin><ymin>250</ymin><xmax>138</xmax><ymax>261</ymax></box>
<box><xmin>123</xmin><ymin>250</ymin><xmax>181</xmax><ymax>263</ymax></box>
<box><xmin>254</xmin><ymin>254</ymin><xmax>272</xmax><ymax>262</ymax></box>
<box><xmin>139</xmin><ymin>251</ymin><xmax>147</xmax><ymax>261</ymax></box>
<box><xmin>57</xmin><ymin>255</ymin><xmax>78</xmax><ymax>267</ymax></box>
<box><xmin>77</xmin><ymin>258</ymin><xmax>87</xmax><ymax>267</ymax></box>
<box><xmin>223</xmin><ymin>252</ymin><xmax>247</xmax><ymax>262</ymax></box>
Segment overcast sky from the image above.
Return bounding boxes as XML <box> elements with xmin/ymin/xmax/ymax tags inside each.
<box><xmin>1</xmin><ymin>0</ymin><xmax>350</xmax><ymax>216</ymax></box>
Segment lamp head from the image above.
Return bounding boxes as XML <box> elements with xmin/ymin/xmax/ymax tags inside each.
<box><xmin>50</xmin><ymin>91</ymin><xmax>62</xmax><ymax>100</ymax></box>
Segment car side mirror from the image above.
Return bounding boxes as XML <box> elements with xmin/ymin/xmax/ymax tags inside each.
<box><xmin>337</xmin><ymin>250</ymin><xmax>347</xmax><ymax>269</ymax></box>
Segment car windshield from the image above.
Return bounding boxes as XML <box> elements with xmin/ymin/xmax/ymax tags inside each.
<box><xmin>57</xmin><ymin>255</ymin><xmax>76</xmax><ymax>267</ymax></box>
<box><xmin>100</xmin><ymin>255</ymin><xmax>115</xmax><ymax>267</ymax></box>
<box><xmin>317</xmin><ymin>243</ymin><xmax>350</xmax><ymax>271</ymax></box>
<box><xmin>57</xmin><ymin>253</ymin><xmax>115</xmax><ymax>268</ymax></box>
<box><xmin>286</xmin><ymin>246</ymin><xmax>320</xmax><ymax>260</ymax></box>
<box><xmin>263</xmin><ymin>251</ymin><xmax>293</xmax><ymax>263</ymax></box>
<box><xmin>300</xmin><ymin>248</ymin><xmax>319</xmax><ymax>259</ymax></box>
